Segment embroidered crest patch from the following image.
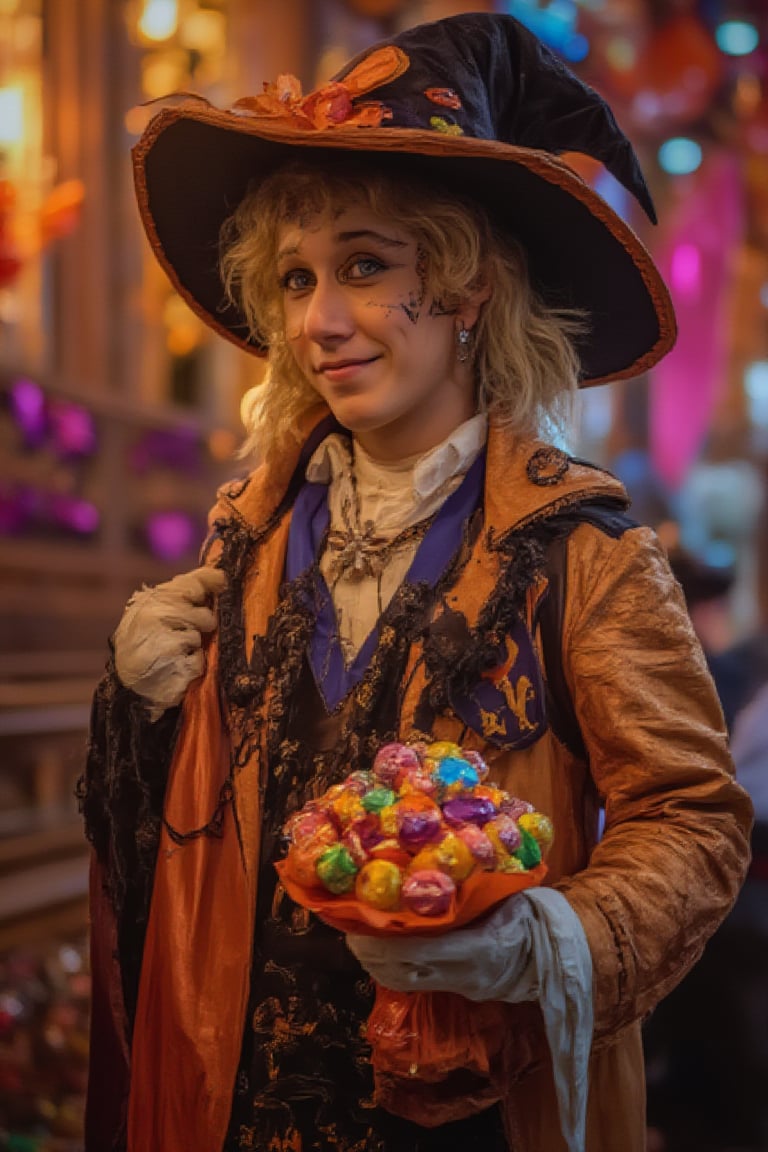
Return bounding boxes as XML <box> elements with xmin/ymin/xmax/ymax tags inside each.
<box><xmin>419</xmin><ymin>607</ymin><xmax>547</xmax><ymax>750</ymax></box>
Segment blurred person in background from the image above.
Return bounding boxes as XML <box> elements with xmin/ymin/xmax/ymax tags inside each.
<box><xmin>610</xmin><ymin>445</ymin><xmax>675</xmax><ymax>531</ymax></box>
<box><xmin>717</xmin><ymin>497</ymin><xmax>768</xmax><ymax>1148</ymax></box>
<box><xmin>675</xmin><ymin>461</ymin><xmax>767</xmax><ymax>732</ymax></box>
<box><xmin>707</xmin><ymin>493</ymin><xmax>768</xmax><ymax>734</ymax></box>
<box><xmin>645</xmin><ymin>505</ymin><xmax>768</xmax><ymax>1151</ymax></box>
<box><xmin>78</xmin><ymin>13</ymin><xmax>752</xmax><ymax>1152</ymax></box>
<box><xmin>665</xmin><ymin>535</ymin><xmax>736</xmax><ymax>653</ymax></box>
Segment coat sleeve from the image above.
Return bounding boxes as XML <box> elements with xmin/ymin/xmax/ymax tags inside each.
<box><xmin>553</xmin><ymin>523</ymin><xmax>753</xmax><ymax>1037</ymax></box>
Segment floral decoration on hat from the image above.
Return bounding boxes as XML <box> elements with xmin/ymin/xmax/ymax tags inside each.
<box><xmin>232</xmin><ymin>45</ymin><xmax>409</xmax><ymax>131</ymax></box>
<box><xmin>425</xmin><ymin>87</ymin><xmax>462</xmax><ymax>110</ymax></box>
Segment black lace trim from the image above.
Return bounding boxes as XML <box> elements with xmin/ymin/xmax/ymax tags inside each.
<box><xmin>76</xmin><ymin>659</ymin><xmax>182</xmax><ymax>1022</ymax></box>
<box><xmin>416</xmin><ymin>528</ymin><xmax>547</xmax><ymax>725</ymax></box>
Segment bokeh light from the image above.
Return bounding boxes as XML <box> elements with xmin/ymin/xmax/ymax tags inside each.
<box><xmin>715</xmin><ymin>20</ymin><xmax>760</xmax><ymax>58</ymax></box>
<box><xmin>138</xmin><ymin>0</ymin><xmax>178</xmax><ymax>42</ymax></box>
<box><xmin>658</xmin><ymin>137</ymin><xmax>703</xmax><ymax>175</ymax></box>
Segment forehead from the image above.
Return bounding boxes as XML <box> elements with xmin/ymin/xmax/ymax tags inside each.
<box><xmin>275</xmin><ymin>202</ymin><xmax>414</xmax><ymax>255</ymax></box>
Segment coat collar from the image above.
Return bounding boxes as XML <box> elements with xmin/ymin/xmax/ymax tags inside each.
<box><xmin>483</xmin><ymin>425</ymin><xmax>630</xmax><ymax>533</ymax></box>
<box><xmin>214</xmin><ymin>406</ymin><xmax>630</xmax><ymax>536</ymax></box>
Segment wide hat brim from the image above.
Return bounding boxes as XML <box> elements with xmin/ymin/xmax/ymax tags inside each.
<box><xmin>133</xmin><ymin>103</ymin><xmax>676</xmax><ymax>387</ymax></box>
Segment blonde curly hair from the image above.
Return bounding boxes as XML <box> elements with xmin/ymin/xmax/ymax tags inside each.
<box><xmin>220</xmin><ymin>159</ymin><xmax>586</xmax><ymax>462</ymax></box>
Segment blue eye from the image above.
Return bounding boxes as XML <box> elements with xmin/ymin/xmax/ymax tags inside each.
<box><xmin>341</xmin><ymin>256</ymin><xmax>386</xmax><ymax>282</ymax></box>
<box><xmin>280</xmin><ymin>269</ymin><xmax>313</xmax><ymax>292</ymax></box>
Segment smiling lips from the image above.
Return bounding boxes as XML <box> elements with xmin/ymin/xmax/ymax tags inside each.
<box><xmin>317</xmin><ymin>355</ymin><xmax>380</xmax><ymax>380</ymax></box>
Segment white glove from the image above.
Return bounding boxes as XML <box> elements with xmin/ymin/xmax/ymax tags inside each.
<box><xmin>348</xmin><ymin>892</ymin><xmax>535</xmax><ymax>1000</ymax></box>
<box><xmin>348</xmin><ymin>888</ymin><xmax>593</xmax><ymax>1152</ymax></box>
<box><xmin>113</xmin><ymin>565</ymin><xmax>226</xmax><ymax>720</ymax></box>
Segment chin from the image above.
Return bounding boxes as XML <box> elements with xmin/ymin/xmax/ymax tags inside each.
<box><xmin>326</xmin><ymin>406</ymin><xmax>388</xmax><ymax>434</ymax></box>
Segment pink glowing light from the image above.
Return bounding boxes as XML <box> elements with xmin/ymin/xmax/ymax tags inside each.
<box><xmin>669</xmin><ymin>243</ymin><xmax>702</xmax><ymax>302</ymax></box>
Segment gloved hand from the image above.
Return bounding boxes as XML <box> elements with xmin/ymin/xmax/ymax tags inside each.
<box><xmin>347</xmin><ymin>892</ymin><xmax>538</xmax><ymax>1001</ymax></box>
<box><xmin>113</xmin><ymin>565</ymin><xmax>226</xmax><ymax>720</ymax></box>
<box><xmin>348</xmin><ymin>888</ymin><xmax>593</xmax><ymax>1152</ymax></box>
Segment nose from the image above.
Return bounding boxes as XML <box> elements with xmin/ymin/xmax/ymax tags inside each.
<box><xmin>302</xmin><ymin>274</ymin><xmax>355</xmax><ymax>346</ymax></box>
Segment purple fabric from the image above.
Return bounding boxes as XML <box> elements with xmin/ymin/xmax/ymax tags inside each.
<box><xmin>447</xmin><ymin>618</ymin><xmax>547</xmax><ymax>751</ymax></box>
<box><xmin>286</xmin><ymin>452</ymin><xmax>485</xmax><ymax>711</ymax></box>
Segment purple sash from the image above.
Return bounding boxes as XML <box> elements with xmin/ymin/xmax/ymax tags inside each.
<box><xmin>286</xmin><ymin>453</ymin><xmax>485</xmax><ymax>710</ymax></box>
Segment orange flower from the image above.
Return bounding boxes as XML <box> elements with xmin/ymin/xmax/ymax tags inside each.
<box><xmin>302</xmin><ymin>82</ymin><xmax>354</xmax><ymax>127</ymax></box>
<box><xmin>425</xmin><ymin>87</ymin><xmax>462</xmax><ymax>110</ymax></box>
<box><xmin>232</xmin><ymin>46</ymin><xmax>408</xmax><ymax>131</ymax></box>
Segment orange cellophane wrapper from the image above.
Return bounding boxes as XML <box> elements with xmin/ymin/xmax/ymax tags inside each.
<box><xmin>275</xmin><ymin>856</ymin><xmax>547</xmax><ymax>1120</ymax></box>
<box><xmin>275</xmin><ymin>857</ymin><xmax>546</xmax><ymax>936</ymax></box>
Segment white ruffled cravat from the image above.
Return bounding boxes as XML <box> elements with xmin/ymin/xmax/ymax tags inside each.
<box><xmin>306</xmin><ymin>415</ymin><xmax>488</xmax><ymax>659</ymax></box>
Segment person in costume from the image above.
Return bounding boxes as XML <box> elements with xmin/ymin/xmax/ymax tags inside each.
<box><xmin>79</xmin><ymin>13</ymin><xmax>753</xmax><ymax>1152</ymax></box>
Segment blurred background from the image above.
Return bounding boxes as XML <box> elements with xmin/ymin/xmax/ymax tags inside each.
<box><xmin>0</xmin><ymin>0</ymin><xmax>766</xmax><ymax>1149</ymax></box>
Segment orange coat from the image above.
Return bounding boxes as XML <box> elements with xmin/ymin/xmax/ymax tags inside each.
<box><xmin>90</xmin><ymin>412</ymin><xmax>752</xmax><ymax>1152</ymax></box>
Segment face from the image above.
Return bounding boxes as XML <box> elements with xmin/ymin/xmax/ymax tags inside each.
<box><xmin>276</xmin><ymin>203</ymin><xmax>484</xmax><ymax>460</ymax></box>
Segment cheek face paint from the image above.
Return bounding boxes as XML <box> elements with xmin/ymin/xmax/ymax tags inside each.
<box><xmin>366</xmin><ymin>301</ymin><xmax>397</xmax><ymax>319</ymax></box>
<box><xmin>401</xmin><ymin>246</ymin><xmax>428</xmax><ymax>323</ymax></box>
<box><xmin>401</xmin><ymin>288</ymin><xmax>422</xmax><ymax>323</ymax></box>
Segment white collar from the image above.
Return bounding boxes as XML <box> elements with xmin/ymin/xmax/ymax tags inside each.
<box><xmin>306</xmin><ymin>413</ymin><xmax>488</xmax><ymax>501</ymax></box>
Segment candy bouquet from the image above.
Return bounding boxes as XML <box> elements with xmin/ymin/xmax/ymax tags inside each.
<box><xmin>276</xmin><ymin>740</ymin><xmax>552</xmax><ymax>1102</ymax></box>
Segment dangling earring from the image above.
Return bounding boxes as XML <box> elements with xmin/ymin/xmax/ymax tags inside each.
<box><xmin>456</xmin><ymin>322</ymin><xmax>471</xmax><ymax>363</ymax></box>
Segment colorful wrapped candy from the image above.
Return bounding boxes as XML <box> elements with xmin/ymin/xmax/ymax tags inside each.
<box><xmin>401</xmin><ymin>869</ymin><xmax>455</xmax><ymax>916</ymax></box>
<box><xmin>275</xmin><ymin>741</ymin><xmax>552</xmax><ymax>1103</ymax></box>
<box><xmin>278</xmin><ymin>739</ymin><xmax>552</xmax><ymax>921</ymax></box>
<box><xmin>356</xmin><ymin>859</ymin><xmax>403</xmax><ymax>910</ymax></box>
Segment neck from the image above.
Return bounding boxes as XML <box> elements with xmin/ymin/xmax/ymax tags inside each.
<box><xmin>353</xmin><ymin>403</ymin><xmax>479</xmax><ymax>463</ymax></box>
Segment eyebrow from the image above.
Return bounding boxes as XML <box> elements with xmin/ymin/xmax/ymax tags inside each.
<box><xmin>276</xmin><ymin>229</ymin><xmax>408</xmax><ymax>264</ymax></box>
<box><xmin>336</xmin><ymin>229</ymin><xmax>408</xmax><ymax>247</ymax></box>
